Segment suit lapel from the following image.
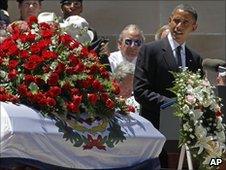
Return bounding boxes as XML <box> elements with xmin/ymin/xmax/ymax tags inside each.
<box><xmin>185</xmin><ymin>47</ymin><xmax>194</xmax><ymax>68</ymax></box>
<box><xmin>161</xmin><ymin>38</ymin><xmax>178</xmax><ymax>71</ymax></box>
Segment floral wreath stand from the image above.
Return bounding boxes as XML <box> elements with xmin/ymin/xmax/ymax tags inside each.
<box><xmin>172</xmin><ymin>69</ymin><xmax>226</xmax><ymax>170</ymax></box>
<box><xmin>177</xmin><ymin>144</ymin><xmax>193</xmax><ymax>170</ymax></box>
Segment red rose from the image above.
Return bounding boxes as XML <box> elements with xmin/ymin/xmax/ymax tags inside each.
<box><xmin>101</xmin><ymin>93</ymin><xmax>109</xmax><ymax>102</ymax></box>
<box><xmin>0</xmin><ymin>87</ymin><xmax>6</xmax><ymax>93</ymax></box>
<box><xmin>34</xmin><ymin>93</ymin><xmax>45</xmax><ymax>103</ymax></box>
<box><xmin>47</xmin><ymin>73</ymin><xmax>59</xmax><ymax>86</ymax></box>
<box><xmin>46</xmin><ymin>97</ymin><xmax>56</xmax><ymax>106</ymax></box>
<box><xmin>86</xmin><ymin>76</ymin><xmax>94</xmax><ymax>85</ymax></box>
<box><xmin>55</xmin><ymin>62</ymin><xmax>65</xmax><ymax>74</ymax></box>
<box><xmin>81</xmin><ymin>47</ymin><xmax>89</xmax><ymax>57</ymax></box>
<box><xmin>9</xmin><ymin>60</ymin><xmax>19</xmax><ymax>70</ymax></box>
<box><xmin>74</xmin><ymin>62</ymin><xmax>85</xmax><ymax>72</ymax></box>
<box><xmin>27</xmin><ymin>33</ymin><xmax>36</xmax><ymax>42</ymax></box>
<box><xmin>88</xmin><ymin>50</ymin><xmax>98</xmax><ymax>59</ymax></box>
<box><xmin>41</xmin><ymin>30</ymin><xmax>53</xmax><ymax>38</ymax></box>
<box><xmin>29</xmin><ymin>55</ymin><xmax>43</xmax><ymax>64</ymax></box>
<box><xmin>92</xmin><ymin>79</ymin><xmax>103</xmax><ymax>91</ymax></box>
<box><xmin>1</xmin><ymin>39</ymin><xmax>13</xmax><ymax>51</ymax></box>
<box><xmin>19</xmin><ymin>34</ymin><xmax>28</xmax><ymax>43</ymax></box>
<box><xmin>0</xmin><ymin>94</ymin><xmax>8</xmax><ymax>101</ymax></box>
<box><xmin>24</xmin><ymin>61</ymin><xmax>37</xmax><ymax>70</ymax></box>
<box><xmin>68</xmin><ymin>55</ymin><xmax>79</xmax><ymax>66</ymax></box>
<box><xmin>59</xmin><ymin>34</ymin><xmax>74</xmax><ymax>45</ymax></box>
<box><xmin>47</xmin><ymin>86</ymin><xmax>61</xmax><ymax>98</ymax></box>
<box><xmin>8</xmin><ymin>69</ymin><xmax>18</xmax><ymax>80</ymax></box>
<box><xmin>42</xmin><ymin>50</ymin><xmax>57</xmax><ymax>60</ymax></box>
<box><xmin>24</xmin><ymin>75</ymin><xmax>36</xmax><ymax>85</ymax></box>
<box><xmin>105</xmin><ymin>98</ymin><xmax>115</xmax><ymax>109</ymax></box>
<box><xmin>27</xmin><ymin>16</ymin><xmax>38</xmax><ymax>26</ymax></box>
<box><xmin>70</xmin><ymin>88</ymin><xmax>80</xmax><ymax>95</ymax></box>
<box><xmin>38</xmin><ymin>39</ymin><xmax>51</xmax><ymax>49</ymax></box>
<box><xmin>18</xmin><ymin>84</ymin><xmax>28</xmax><ymax>96</ymax></box>
<box><xmin>8</xmin><ymin>44</ymin><xmax>19</xmax><ymax>56</ymax></box>
<box><xmin>67</xmin><ymin>102</ymin><xmax>77</xmax><ymax>112</ymax></box>
<box><xmin>39</xmin><ymin>22</ymin><xmax>51</xmax><ymax>30</ymax></box>
<box><xmin>127</xmin><ymin>105</ymin><xmax>135</xmax><ymax>113</ymax></box>
<box><xmin>88</xmin><ymin>93</ymin><xmax>98</xmax><ymax>105</ymax></box>
<box><xmin>101</xmin><ymin>71</ymin><xmax>110</xmax><ymax>79</ymax></box>
<box><xmin>20</xmin><ymin>50</ymin><xmax>29</xmax><ymax>59</ymax></box>
<box><xmin>69</xmin><ymin>40</ymin><xmax>80</xmax><ymax>50</ymax></box>
<box><xmin>30</xmin><ymin>44</ymin><xmax>41</xmax><ymax>54</ymax></box>
<box><xmin>72</xmin><ymin>95</ymin><xmax>82</xmax><ymax>105</ymax></box>
<box><xmin>39</xmin><ymin>98</ymin><xmax>48</xmax><ymax>106</ymax></box>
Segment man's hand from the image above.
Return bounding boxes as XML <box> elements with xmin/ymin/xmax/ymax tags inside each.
<box><xmin>99</xmin><ymin>42</ymin><xmax>110</xmax><ymax>57</ymax></box>
<box><xmin>216</xmin><ymin>73</ymin><xmax>226</xmax><ymax>86</ymax></box>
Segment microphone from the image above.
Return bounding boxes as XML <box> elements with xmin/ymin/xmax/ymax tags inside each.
<box><xmin>202</xmin><ymin>58</ymin><xmax>226</xmax><ymax>72</ymax></box>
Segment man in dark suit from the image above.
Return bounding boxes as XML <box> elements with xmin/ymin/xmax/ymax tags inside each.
<box><xmin>134</xmin><ymin>4</ymin><xmax>203</xmax><ymax>167</ymax></box>
<box><xmin>134</xmin><ymin>3</ymin><xmax>203</xmax><ymax>130</ymax></box>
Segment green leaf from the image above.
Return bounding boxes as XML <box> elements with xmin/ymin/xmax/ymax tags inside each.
<box><xmin>28</xmin><ymin>82</ymin><xmax>39</xmax><ymax>95</ymax></box>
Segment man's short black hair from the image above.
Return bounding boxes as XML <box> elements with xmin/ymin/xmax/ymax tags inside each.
<box><xmin>17</xmin><ymin>0</ymin><xmax>44</xmax><ymax>4</ymax></box>
<box><xmin>60</xmin><ymin>0</ymin><xmax>83</xmax><ymax>4</ymax></box>
<box><xmin>173</xmin><ymin>4</ymin><xmax>198</xmax><ymax>21</ymax></box>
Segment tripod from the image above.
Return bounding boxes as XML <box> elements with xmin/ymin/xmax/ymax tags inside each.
<box><xmin>177</xmin><ymin>144</ymin><xmax>193</xmax><ymax>170</ymax></box>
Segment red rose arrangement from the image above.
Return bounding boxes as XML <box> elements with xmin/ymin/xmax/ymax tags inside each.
<box><xmin>0</xmin><ymin>16</ymin><xmax>132</xmax><ymax>120</ymax></box>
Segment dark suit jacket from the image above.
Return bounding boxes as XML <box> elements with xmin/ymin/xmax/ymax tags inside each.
<box><xmin>217</xmin><ymin>86</ymin><xmax>226</xmax><ymax>123</ymax></box>
<box><xmin>133</xmin><ymin>37</ymin><xmax>203</xmax><ymax>129</ymax></box>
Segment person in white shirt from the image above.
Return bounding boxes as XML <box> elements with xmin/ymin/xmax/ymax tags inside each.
<box><xmin>109</xmin><ymin>24</ymin><xmax>145</xmax><ymax>72</ymax></box>
<box><xmin>110</xmin><ymin>25</ymin><xmax>144</xmax><ymax>113</ymax></box>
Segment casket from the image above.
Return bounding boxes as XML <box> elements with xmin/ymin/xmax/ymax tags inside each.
<box><xmin>0</xmin><ymin>102</ymin><xmax>166</xmax><ymax>170</ymax></box>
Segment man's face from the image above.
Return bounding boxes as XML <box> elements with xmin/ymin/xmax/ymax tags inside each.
<box><xmin>61</xmin><ymin>0</ymin><xmax>83</xmax><ymax>19</ymax></box>
<box><xmin>118</xmin><ymin>30</ymin><xmax>143</xmax><ymax>62</ymax></box>
<box><xmin>19</xmin><ymin>0</ymin><xmax>41</xmax><ymax>21</ymax></box>
<box><xmin>169</xmin><ymin>9</ymin><xmax>197</xmax><ymax>44</ymax></box>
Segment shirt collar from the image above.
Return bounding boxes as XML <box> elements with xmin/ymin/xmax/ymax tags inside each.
<box><xmin>167</xmin><ymin>32</ymin><xmax>186</xmax><ymax>52</ymax></box>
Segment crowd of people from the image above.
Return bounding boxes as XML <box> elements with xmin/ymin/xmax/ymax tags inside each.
<box><xmin>1</xmin><ymin>0</ymin><xmax>226</xmax><ymax>169</ymax></box>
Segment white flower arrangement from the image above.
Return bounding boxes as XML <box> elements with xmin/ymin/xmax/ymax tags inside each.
<box><xmin>171</xmin><ymin>68</ymin><xmax>226</xmax><ymax>169</ymax></box>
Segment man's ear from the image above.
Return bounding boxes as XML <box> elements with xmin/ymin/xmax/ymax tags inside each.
<box><xmin>117</xmin><ymin>40</ymin><xmax>122</xmax><ymax>50</ymax></box>
<box><xmin>168</xmin><ymin>16</ymin><xmax>172</xmax><ymax>24</ymax></box>
<box><xmin>192</xmin><ymin>23</ymin><xmax>198</xmax><ymax>31</ymax></box>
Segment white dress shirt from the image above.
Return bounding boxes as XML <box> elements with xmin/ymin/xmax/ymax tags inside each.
<box><xmin>167</xmin><ymin>33</ymin><xmax>186</xmax><ymax>68</ymax></box>
<box><xmin>109</xmin><ymin>51</ymin><xmax>137</xmax><ymax>72</ymax></box>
